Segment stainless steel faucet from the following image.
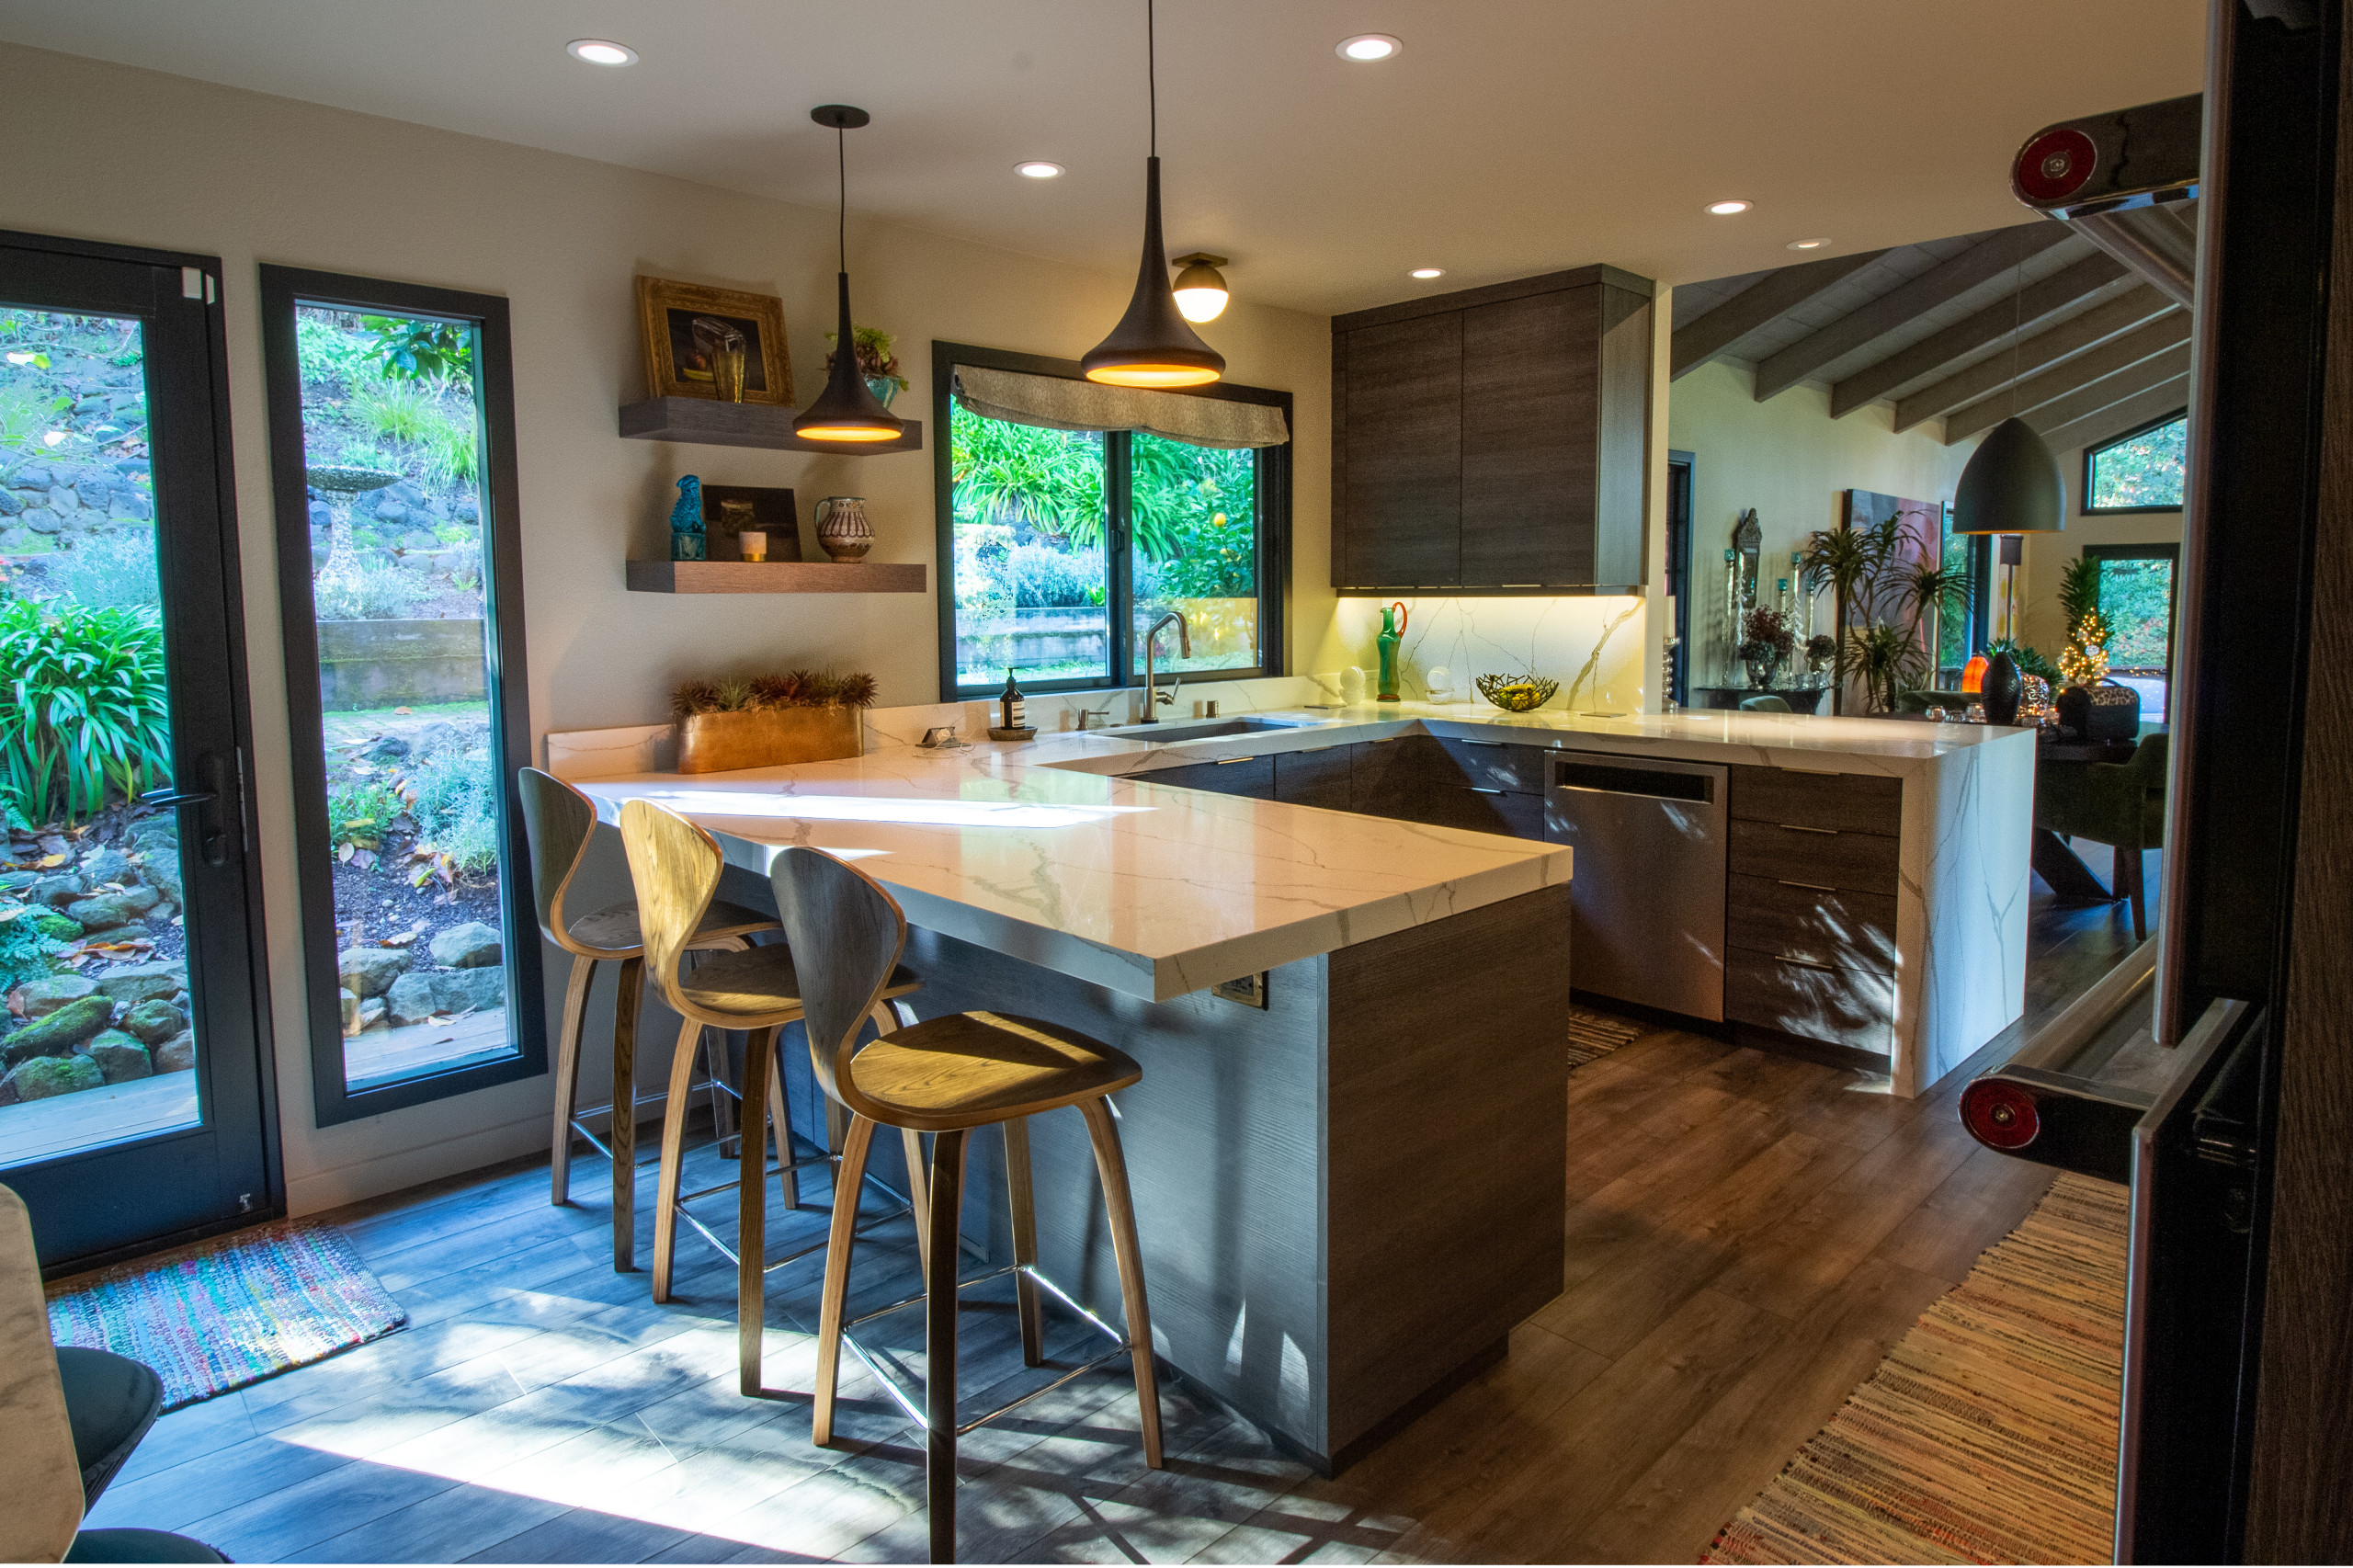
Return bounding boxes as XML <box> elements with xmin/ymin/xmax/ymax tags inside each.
<box><xmin>1139</xmin><ymin>611</ymin><xmax>1191</xmax><ymax>724</ymax></box>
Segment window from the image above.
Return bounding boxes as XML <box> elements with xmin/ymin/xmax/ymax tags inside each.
<box><xmin>2085</xmin><ymin>543</ymin><xmax>2180</xmax><ymax>722</ymax></box>
<box><xmin>934</xmin><ymin>344</ymin><xmax>1289</xmax><ymax>699</ymax></box>
<box><xmin>2085</xmin><ymin>412</ymin><xmax>2188</xmax><ymax>512</ymax></box>
<box><xmin>259</xmin><ymin>268</ymin><xmax>544</xmax><ymax>1126</ymax></box>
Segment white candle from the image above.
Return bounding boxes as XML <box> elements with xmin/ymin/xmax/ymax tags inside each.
<box><xmin>737</xmin><ymin>530</ymin><xmax>767</xmax><ymax>562</ymax></box>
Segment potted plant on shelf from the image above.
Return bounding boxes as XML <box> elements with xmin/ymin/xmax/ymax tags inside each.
<box><xmin>1739</xmin><ymin>606</ymin><xmax>1795</xmax><ymax>689</ymax></box>
<box><xmin>672</xmin><ymin>668</ymin><xmax>878</xmax><ymax>773</ymax></box>
<box><xmin>1799</xmin><ymin>509</ymin><xmax>1972</xmax><ymax>715</ymax></box>
<box><xmin>826</xmin><ymin>325</ymin><xmax>909</xmax><ymax>409</ymax></box>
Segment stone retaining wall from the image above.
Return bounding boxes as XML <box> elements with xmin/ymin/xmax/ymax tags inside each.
<box><xmin>316</xmin><ymin>618</ymin><xmax>487</xmax><ymax>710</ymax></box>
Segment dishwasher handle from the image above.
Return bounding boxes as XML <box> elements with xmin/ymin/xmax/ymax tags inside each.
<box><xmin>1552</xmin><ymin>755</ymin><xmax>1718</xmax><ymax>805</ymax></box>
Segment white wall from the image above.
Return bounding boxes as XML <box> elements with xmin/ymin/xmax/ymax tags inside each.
<box><xmin>0</xmin><ymin>42</ymin><xmax>1328</xmax><ymax>1212</ymax></box>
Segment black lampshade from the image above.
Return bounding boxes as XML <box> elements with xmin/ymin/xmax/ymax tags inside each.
<box><xmin>1952</xmin><ymin>416</ymin><xmax>2064</xmax><ymax>535</ymax></box>
<box><xmin>1082</xmin><ymin>156</ymin><xmax>1225</xmax><ymax>388</ymax></box>
<box><xmin>792</xmin><ymin>271</ymin><xmax>903</xmax><ymax>443</ymax></box>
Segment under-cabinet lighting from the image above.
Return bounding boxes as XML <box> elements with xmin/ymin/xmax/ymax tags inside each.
<box><xmin>1337</xmin><ymin>33</ymin><xmax>1403</xmax><ymax>61</ymax></box>
<box><xmin>1016</xmin><ymin>161</ymin><xmax>1066</xmax><ymax>179</ymax></box>
<box><xmin>1707</xmin><ymin>199</ymin><xmax>1753</xmax><ymax>216</ymax></box>
<box><xmin>566</xmin><ymin>39</ymin><xmax>638</xmax><ymax>66</ymax></box>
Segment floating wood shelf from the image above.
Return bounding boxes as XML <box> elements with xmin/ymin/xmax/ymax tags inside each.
<box><xmin>619</xmin><ymin>397</ymin><xmax>925</xmax><ymax>454</ymax></box>
<box><xmin>627</xmin><ymin>559</ymin><xmax>928</xmax><ymax>595</ymax></box>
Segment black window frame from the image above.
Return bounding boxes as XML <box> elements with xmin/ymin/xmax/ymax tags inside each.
<box><xmin>931</xmin><ymin>340</ymin><xmax>1292</xmax><ymax>701</ymax></box>
<box><xmin>256</xmin><ymin>267</ymin><xmax>545</xmax><ymax>1128</ymax></box>
<box><xmin>2083</xmin><ymin>541</ymin><xmax>2184</xmax><ymax>684</ymax></box>
<box><xmin>2083</xmin><ymin>408</ymin><xmax>2191</xmax><ymax>515</ymax></box>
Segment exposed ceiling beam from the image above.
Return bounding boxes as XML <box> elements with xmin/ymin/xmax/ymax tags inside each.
<box><xmin>1940</xmin><ymin>312</ymin><xmax>2194</xmax><ymax>444</ymax></box>
<box><xmin>2025</xmin><ymin>342</ymin><xmax>2193</xmax><ymax>439</ymax></box>
<box><xmin>1750</xmin><ymin>223</ymin><xmax>2072</xmax><ymax>402</ymax></box>
<box><xmin>1669</xmin><ymin>249</ymin><xmax>1889</xmax><ymax>380</ymax></box>
<box><xmin>1829</xmin><ymin>252</ymin><xmax>2126</xmax><ymax>417</ymax></box>
<box><xmin>1894</xmin><ymin>286</ymin><xmax>2179</xmax><ymax>432</ymax></box>
<box><xmin>2040</xmin><ymin>376</ymin><xmax>2191</xmax><ymax>459</ymax></box>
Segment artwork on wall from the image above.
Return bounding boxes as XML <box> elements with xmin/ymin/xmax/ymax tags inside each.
<box><xmin>634</xmin><ymin>277</ymin><xmax>793</xmax><ymax>405</ymax></box>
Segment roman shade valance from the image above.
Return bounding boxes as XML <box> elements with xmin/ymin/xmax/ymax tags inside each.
<box><xmin>951</xmin><ymin>364</ymin><xmax>1289</xmax><ymax>449</ymax></box>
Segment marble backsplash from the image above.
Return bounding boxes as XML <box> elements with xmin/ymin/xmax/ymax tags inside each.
<box><xmin>1311</xmin><ymin>596</ymin><xmax>1652</xmax><ymax>711</ymax></box>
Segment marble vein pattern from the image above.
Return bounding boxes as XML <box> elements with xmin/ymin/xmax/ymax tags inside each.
<box><xmin>555</xmin><ymin>683</ymin><xmax>2033</xmax><ymax>1094</ymax></box>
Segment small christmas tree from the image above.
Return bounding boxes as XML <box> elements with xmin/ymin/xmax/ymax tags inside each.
<box><xmin>2056</xmin><ymin>556</ymin><xmax>2110</xmax><ymax>687</ymax></box>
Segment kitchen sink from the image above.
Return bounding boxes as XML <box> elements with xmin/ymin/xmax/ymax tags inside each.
<box><xmin>1094</xmin><ymin>716</ymin><xmax>1317</xmax><ymax>744</ymax></box>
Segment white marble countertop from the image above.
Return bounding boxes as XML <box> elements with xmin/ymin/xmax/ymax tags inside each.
<box><xmin>572</xmin><ymin>702</ymin><xmax>2029</xmax><ymax>1005</ymax></box>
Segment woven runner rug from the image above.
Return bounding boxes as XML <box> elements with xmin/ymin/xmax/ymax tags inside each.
<box><xmin>47</xmin><ymin>1219</ymin><xmax>406</xmax><ymax>1411</ymax></box>
<box><xmin>1565</xmin><ymin>1005</ymin><xmax>1646</xmax><ymax>1069</ymax></box>
<box><xmin>1702</xmin><ymin>1173</ymin><xmax>2128</xmax><ymax>1565</ymax></box>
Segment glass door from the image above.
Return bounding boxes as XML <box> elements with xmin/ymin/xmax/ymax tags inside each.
<box><xmin>0</xmin><ymin>233</ymin><xmax>277</xmax><ymax>1271</ymax></box>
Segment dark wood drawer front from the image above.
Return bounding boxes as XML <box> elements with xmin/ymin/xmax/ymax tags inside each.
<box><xmin>1726</xmin><ymin>874</ymin><xmax>1898</xmax><ymax>977</ymax></box>
<box><xmin>1728</xmin><ymin>818</ymin><xmax>1900</xmax><ymax>894</ymax></box>
<box><xmin>1273</xmin><ymin>746</ymin><xmax>1357</xmax><ymax>810</ymax></box>
<box><xmin>1350</xmin><ymin>735</ymin><xmax>1452</xmax><ymax>813</ymax></box>
<box><xmin>1436</xmin><ymin>738</ymin><xmax>1549</xmax><ymax>794</ymax></box>
<box><xmin>1728</xmin><ymin>764</ymin><xmax>1902</xmax><ymax>836</ymax></box>
<box><xmin>1142</xmin><ymin>756</ymin><xmax>1275</xmax><ymax>800</ymax></box>
<box><xmin>1724</xmin><ymin>948</ymin><xmax>1894</xmax><ymax>1053</ymax></box>
<box><xmin>1416</xmin><ymin>786</ymin><xmax>1548</xmax><ymax>840</ymax></box>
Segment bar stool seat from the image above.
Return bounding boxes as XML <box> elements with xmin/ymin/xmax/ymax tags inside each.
<box><xmin>676</xmin><ymin>944</ymin><xmax>921</xmax><ymax>1018</ymax></box>
<box><xmin>564</xmin><ymin>897</ymin><xmax>773</xmax><ymax>953</ymax></box>
<box><xmin>846</xmin><ymin>1012</ymin><xmax>1138</xmax><ymax>1126</ymax></box>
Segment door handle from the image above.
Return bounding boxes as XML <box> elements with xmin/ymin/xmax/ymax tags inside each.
<box><xmin>1777</xmin><ymin>879</ymin><xmax>1837</xmax><ymax>893</ymax></box>
<box><xmin>1778</xmin><ymin>824</ymin><xmax>1839</xmax><ymax>835</ymax></box>
<box><xmin>1779</xmin><ymin>954</ymin><xmax>1838</xmax><ymax>971</ymax></box>
<box><xmin>139</xmin><ymin>789</ymin><xmax>216</xmax><ymax>810</ymax></box>
<box><xmin>1467</xmin><ymin>787</ymin><xmax>1507</xmax><ymax>795</ymax></box>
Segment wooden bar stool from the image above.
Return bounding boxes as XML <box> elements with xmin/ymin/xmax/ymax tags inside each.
<box><xmin>518</xmin><ymin>768</ymin><xmax>777</xmax><ymax>1271</ymax></box>
<box><xmin>616</xmin><ymin>799</ymin><xmax>928</xmax><ymax>1305</ymax></box>
<box><xmin>762</xmin><ymin>844</ymin><xmax>1164</xmax><ymax>1565</ymax></box>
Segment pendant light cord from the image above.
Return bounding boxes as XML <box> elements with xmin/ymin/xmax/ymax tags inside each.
<box><xmin>1147</xmin><ymin>0</ymin><xmax>1157</xmax><ymax>157</ymax></box>
<box><xmin>836</xmin><ymin>126</ymin><xmax>847</xmax><ymax>272</ymax></box>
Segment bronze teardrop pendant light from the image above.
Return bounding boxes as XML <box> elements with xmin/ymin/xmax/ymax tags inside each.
<box><xmin>1082</xmin><ymin>0</ymin><xmax>1225</xmax><ymax>388</ymax></box>
<box><xmin>794</xmin><ymin>104</ymin><xmax>905</xmax><ymax>443</ymax></box>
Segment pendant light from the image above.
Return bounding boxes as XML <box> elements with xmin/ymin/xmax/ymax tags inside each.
<box><xmin>1952</xmin><ymin>249</ymin><xmax>2064</xmax><ymax>537</ymax></box>
<box><xmin>1082</xmin><ymin>0</ymin><xmax>1225</xmax><ymax>388</ymax></box>
<box><xmin>793</xmin><ymin>104</ymin><xmax>905</xmax><ymax>444</ymax></box>
<box><xmin>1170</xmin><ymin>252</ymin><xmax>1231</xmax><ymax>323</ymax></box>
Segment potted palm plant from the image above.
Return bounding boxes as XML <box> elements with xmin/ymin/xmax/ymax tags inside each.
<box><xmin>1799</xmin><ymin>508</ymin><xmax>1972</xmax><ymax>716</ymax></box>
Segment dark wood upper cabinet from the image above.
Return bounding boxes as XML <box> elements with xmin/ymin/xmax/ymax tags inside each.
<box><xmin>1332</xmin><ymin>266</ymin><xmax>1654</xmax><ymax>593</ymax></box>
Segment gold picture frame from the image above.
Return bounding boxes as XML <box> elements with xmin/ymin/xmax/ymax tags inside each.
<box><xmin>634</xmin><ymin>277</ymin><xmax>793</xmax><ymax>406</ymax></box>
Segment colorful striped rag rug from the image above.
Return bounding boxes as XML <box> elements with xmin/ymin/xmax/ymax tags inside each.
<box><xmin>47</xmin><ymin>1219</ymin><xmax>407</xmax><ymax>1410</ymax></box>
<box><xmin>1702</xmin><ymin>1173</ymin><xmax>2128</xmax><ymax>1565</ymax></box>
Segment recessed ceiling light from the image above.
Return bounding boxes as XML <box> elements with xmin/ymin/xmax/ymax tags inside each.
<box><xmin>1337</xmin><ymin>33</ymin><xmax>1402</xmax><ymax>62</ymax></box>
<box><xmin>1788</xmin><ymin>237</ymin><xmax>1830</xmax><ymax>250</ymax></box>
<box><xmin>1409</xmin><ymin>267</ymin><xmax>1445</xmax><ymax>279</ymax></box>
<box><xmin>1015</xmin><ymin>161</ymin><xmax>1065</xmax><ymax>179</ymax></box>
<box><xmin>1706</xmin><ymin>199</ymin><xmax>1753</xmax><ymax>216</ymax></box>
<box><xmin>566</xmin><ymin>39</ymin><xmax>637</xmax><ymax>66</ymax></box>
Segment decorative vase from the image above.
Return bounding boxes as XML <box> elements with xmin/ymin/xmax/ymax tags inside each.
<box><xmin>1376</xmin><ymin>601</ymin><xmax>1408</xmax><ymax>701</ymax></box>
<box><xmin>1983</xmin><ymin>652</ymin><xmax>2023</xmax><ymax>724</ymax></box>
<box><xmin>813</xmin><ymin>495</ymin><xmax>873</xmax><ymax>562</ymax></box>
<box><xmin>1745</xmin><ymin>653</ymin><xmax>1779</xmax><ymax>690</ymax></box>
<box><xmin>865</xmin><ymin>376</ymin><xmax>899</xmax><ymax>410</ymax></box>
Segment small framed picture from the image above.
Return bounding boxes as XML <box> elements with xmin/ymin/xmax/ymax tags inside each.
<box><xmin>634</xmin><ymin>277</ymin><xmax>793</xmax><ymax>405</ymax></box>
<box><xmin>702</xmin><ymin>484</ymin><xmax>801</xmax><ymax>562</ymax></box>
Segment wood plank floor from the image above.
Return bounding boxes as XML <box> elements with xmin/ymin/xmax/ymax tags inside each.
<box><xmin>84</xmin><ymin>881</ymin><xmax>2151</xmax><ymax>1563</ymax></box>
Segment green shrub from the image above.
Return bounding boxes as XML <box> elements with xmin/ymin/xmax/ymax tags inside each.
<box><xmin>314</xmin><ymin>561</ymin><xmax>426</xmax><ymax>620</ymax></box>
<box><xmin>0</xmin><ymin>905</ymin><xmax>69</xmax><ymax>993</ymax></box>
<box><xmin>0</xmin><ymin>383</ymin><xmax>69</xmax><ymax>454</ymax></box>
<box><xmin>328</xmin><ymin>779</ymin><xmax>406</xmax><ymax>853</ymax></box>
<box><xmin>296</xmin><ymin>314</ymin><xmax>378</xmax><ymax>399</ymax></box>
<box><xmin>32</xmin><ymin>529</ymin><xmax>160</xmax><ymax>610</ymax></box>
<box><xmin>347</xmin><ymin>381</ymin><xmax>478</xmax><ymax>490</ymax></box>
<box><xmin>0</xmin><ymin>597</ymin><xmax>170</xmax><ymax>827</ymax></box>
<box><xmin>404</xmin><ymin>748</ymin><xmax>500</xmax><ymax>873</ymax></box>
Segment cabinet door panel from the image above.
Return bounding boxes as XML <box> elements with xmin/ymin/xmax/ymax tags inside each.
<box><xmin>1725</xmin><ymin>873</ymin><xmax>1899</xmax><ymax>976</ymax></box>
<box><xmin>1436</xmin><ymin>737</ymin><xmax>1551</xmax><ymax>794</ymax></box>
<box><xmin>1340</xmin><ymin>313</ymin><xmax>1461</xmax><ymax>586</ymax></box>
<box><xmin>1460</xmin><ymin>290</ymin><xmax>1596</xmax><ymax>585</ymax></box>
<box><xmin>1350</xmin><ymin>734</ymin><xmax>1458</xmax><ymax>814</ymax></box>
<box><xmin>1728</xmin><ymin>764</ymin><xmax>1903</xmax><ymax>835</ymax></box>
<box><xmin>1274</xmin><ymin>745</ymin><xmax>1357</xmax><ymax>810</ymax></box>
<box><xmin>1140</xmin><ymin>756</ymin><xmax>1275</xmax><ymax>799</ymax></box>
<box><xmin>1727</xmin><ymin>818</ymin><xmax>1901</xmax><ymax>894</ymax></box>
<box><xmin>1724</xmin><ymin>947</ymin><xmax>1894</xmax><ymax>1054</ymax></box>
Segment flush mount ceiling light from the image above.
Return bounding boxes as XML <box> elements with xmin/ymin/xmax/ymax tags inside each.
<box><xmin>1788</xmin><ymin>237</ymin><xmax>1830</xmax><ymax>250</ymax></box>
<box><xmin>1337</xmin><ymin>33</ymin><xmax>1402</xmax><ymax>61</ymax></box>
<box><xmin>1409</xmin><ymin>267</ymin><xmax>1445</xmax><ymax>279</ymax></box>
<box><xmin>1082</xmin><ymin>0</ymin><xmax>1225</xmax><ymax>388</ymax></box>
<box><xmin>1170</xmin><ymin>252</ymin><xmax>1230</xmax><ymax>322</ymax></box>
<box><xmin>565</xmin><ymin>39</ymin><xmax>637</xmax><ymax>65</ymax></box>
<box><xmin>1706</xmin><ymin>199</ymin><xmax>1753</xmax><ymax>216</ymax></box>
<box><xmin>1015</xmin><ymin>160</ymin><xmax>1065</xmax><ymax>179</ymax></box>
<box><xmin>792</xmin><ymin>105</ymin><xmax>907</xmax><ymax>444</ymax></box>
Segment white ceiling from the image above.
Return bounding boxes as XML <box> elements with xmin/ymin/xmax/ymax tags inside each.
<box><xmin>0</xmin><ymin>0</ymin><xmax>2207</xmax><ymax>316</ymax></box>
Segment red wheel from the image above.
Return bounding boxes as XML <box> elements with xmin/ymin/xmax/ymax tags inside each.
<box><xmin>2016</xmin><ymin>128</ymin><xmax>2098</xmax><ymax>204</ymax></box>
<box><xmin>1962</xmin><ymin>1079</ymin><xmax>2041</xmax><ymax>1151</ymax></box>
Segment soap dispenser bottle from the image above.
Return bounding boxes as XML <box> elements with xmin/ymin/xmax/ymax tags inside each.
<box><xmin>998</xmin><ymin>666</ymin><xmax>1027</xmax><ymax>732</ymax></box>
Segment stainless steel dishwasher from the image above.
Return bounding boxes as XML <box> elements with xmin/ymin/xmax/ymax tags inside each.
<box><xmin>1545</xmin><ymin>750</ymin><xmax>1728</xmax><ymax>1021</ymax></box>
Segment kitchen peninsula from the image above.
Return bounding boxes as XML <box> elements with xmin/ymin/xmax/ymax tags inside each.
<box><xmin>562</xmin><ymin>694</ymin><xmax>2032</xmax><ymax>1474</ymax></box>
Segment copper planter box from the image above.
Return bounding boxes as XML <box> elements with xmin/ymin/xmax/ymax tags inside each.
<box><xmin>676</xmin><ymin>706</ymin><xmax>862</xmax><ymax>774</ymax></box>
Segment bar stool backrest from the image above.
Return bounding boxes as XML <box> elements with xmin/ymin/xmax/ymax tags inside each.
<box><xmin>768</xmin><ymin>845</ymin><xmax>906</xmax><ymax>1124</ymax></box>
<box><xmin>617</xmin><ymin>799</ymin><xmax>724</xmax><ymax>1020</ymax></box>
<box><xmin>516</xmin><ymin>767</ymin><xmax>597</xmax><ymax>952</ymax></box>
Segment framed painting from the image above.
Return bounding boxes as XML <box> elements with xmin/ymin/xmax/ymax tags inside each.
<box><xmin>634</xmin><ymin>277</ymin><xmax>792</xmax><ymax>405</ymax></box>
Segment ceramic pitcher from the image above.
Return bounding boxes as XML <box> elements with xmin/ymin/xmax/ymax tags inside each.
<box><xmin>813</xmin><ymin>495</ymin><xmax>873</xmax><ymax>562</ymax></box>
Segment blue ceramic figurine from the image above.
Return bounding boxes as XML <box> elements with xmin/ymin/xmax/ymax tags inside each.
<box><xmin>669</xmin><ymin>475</ymin><xmax>706</xmax><ymax>562</ymax></box>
